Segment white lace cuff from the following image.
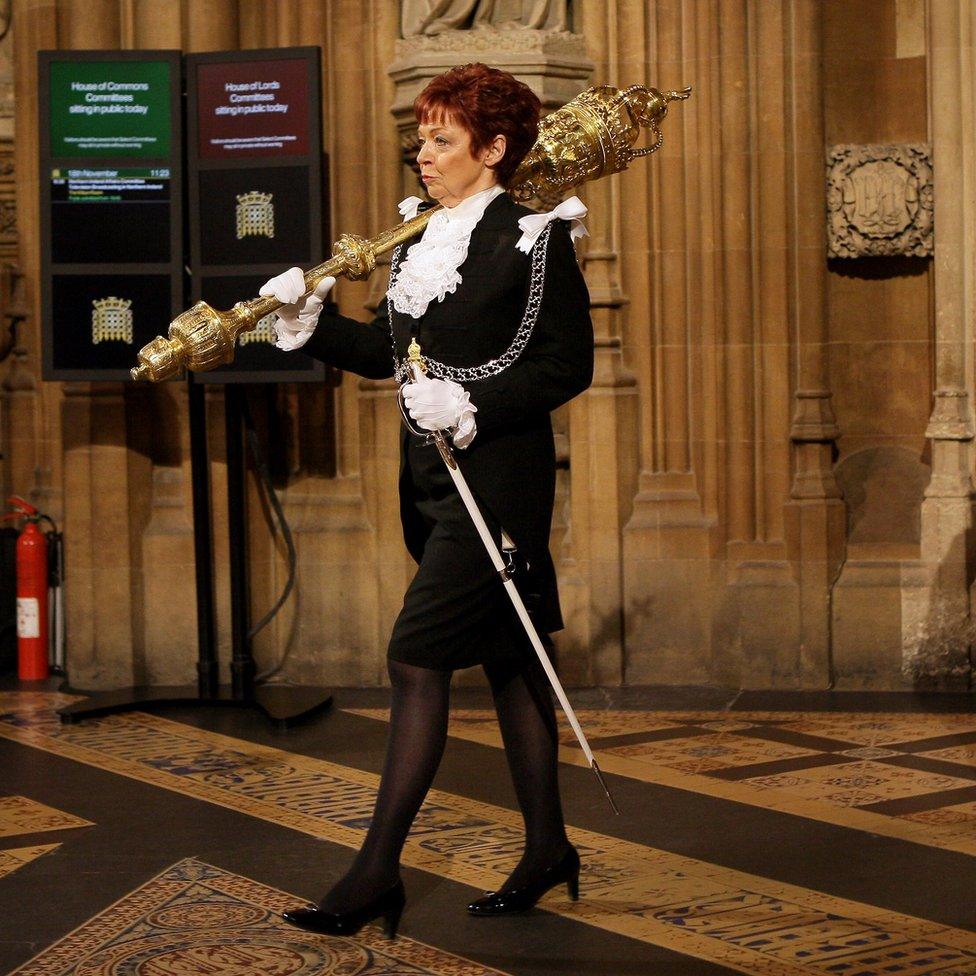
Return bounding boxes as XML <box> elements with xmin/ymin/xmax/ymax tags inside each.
<box><xmin>452</xmin><ymin>397</ymin><xmax>478</xmax><ymax>449</ymax></box>
<box><xmin>515</xmin><ymin>195</ymin><xmax>589</xmax><ymax>254</ymax></box>
<box><xmin>273</xmin><ymin>295</ymin><xmax>324</xmax><ymax>352</ymax></box>
<box><xmin>274</xmin><ymin>318</ymin><xmax>314</xmax><ymax>351</ymax></box>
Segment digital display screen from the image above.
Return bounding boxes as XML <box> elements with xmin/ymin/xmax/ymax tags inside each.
<box><xmin>197</xmin><ymin>165</ymin><xmax>311</xmax><ymax>266</ymax></box>
<box><xmin>196</xmin><ymin>57</ymin><xmax>310</xmax><ymax>158</ymax></box>
<box><xmin>182</xmin><ymin>47</ymin><xmax>322</xmax><ymax>383</ymax></box>
<box><xmin>48</xmin><ymin>60</ymin><xmax>172</xmax><ymax>158</ymax></box>
<box><xmin>50</xmin><ymin>167</ymin><xmax>171</xmax><ymax>263</ymax></box>
<box><xmin>50</xmin><ymin>273</ymin><xmax>173</xmax><ymax>371</ymax></box>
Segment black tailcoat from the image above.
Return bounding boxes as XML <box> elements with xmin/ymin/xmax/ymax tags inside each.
<box><xmin>302</xmin><ymin>191</ymin><xmax>593</xmax><ymax>669</ymax></box>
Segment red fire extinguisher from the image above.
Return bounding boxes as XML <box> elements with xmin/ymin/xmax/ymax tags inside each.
<box><xmin>3</xmin><ymin>496</ymin><xmax>50</xmax><ymax>680</ymax></box>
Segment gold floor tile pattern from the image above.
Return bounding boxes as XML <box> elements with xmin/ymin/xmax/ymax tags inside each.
<box><xmin>921</xmin><ymin>744</ymin><xmax>976</xmax><ymax>766</ymax></box>
<box><xmin>605</xmin><ymin>733</ymin><xmax>818</xmax><ymax>773</ymax></box>
<box><xmin>902</xmin><ymin>801</ymin><xmax>976</xmax><ymax>833</ymax></box>
<box><xmin>0</xmin><ymin>844</ymin><xmax>59</xmax><ymax>880</ymax></box>
<box><xmin>344</xmin><ymin>706</ymin><xmax>976</xmax><ymax>857</ymax></box>
<box><xmin>742</xmin><ymin>760</ymin><xmax>974</xmax><ymax>806</ymax></box>
<box><xmin>9</xmin><ymin>858</ymin><xmax>510</xmax><ymax>976</ymax></box>
<box><xmin>2</xmin><ymin>692</ymin><xmax>976</xmax><ymax>976</ymax></box>
<box><xmin>775</xmin><ymin>715</ymin><xmax>976</xmax><ymax>745</ymax></box>
<box><xmin>0</xmin><ymin>795</ymin><xmax>93</xmax><ymax>838</ymax></box>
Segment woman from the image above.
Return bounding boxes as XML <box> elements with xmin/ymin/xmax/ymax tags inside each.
<box><xmin>261</xmin><ymin>62</ymin><xmax>593</xmax><ymax>939</ymax></box>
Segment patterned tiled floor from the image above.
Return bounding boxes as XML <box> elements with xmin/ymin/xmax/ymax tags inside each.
<box><xmin>0</xmin><ymin>844</ymin><xmax>59</xmax><ymax>880</ymax></box>
<box><xmin>0</xmin><ymin>795</ymin><xmax>93</xmax><ymax>837</ymax></box>
<box><xmin>2</xmin><ymin>691</ymin><xmax>976</xmax><ymax>976</ymax></box>
<box><xmin>0</xmin><ymin>793</ymin><xmax>90</xmax><ymax>882</ymax></box>
<box><xmin>344</xmin><ymin>706</ymin><xmax>976</xmax><ymax>857</ymax></box>
<box><xmin>903</xmin><ymin>800</ymin><xmax>976</xmax><ymax>835</ymax></box>
<box><xmin>9</xmin><ymin>858</ymin><xmax>510</xmax><ymax>976</ymax></box>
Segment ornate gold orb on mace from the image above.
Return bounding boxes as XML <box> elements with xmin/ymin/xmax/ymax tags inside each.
<box><xmin>130</xmin><ymin>83</ymin><xmax>691</xmax><ymax>382</ymax></box>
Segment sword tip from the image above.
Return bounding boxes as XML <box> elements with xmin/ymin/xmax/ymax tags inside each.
<box><xmin>591</xmin><ymin>759</ymin><xmax>621</xmax><ymax>815</ymax></box>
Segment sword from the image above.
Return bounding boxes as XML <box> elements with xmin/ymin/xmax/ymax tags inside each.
<box><xmin>401</xmin><ymin>341</ymin><xmax>620</xmax><ymax>816</ymax></box>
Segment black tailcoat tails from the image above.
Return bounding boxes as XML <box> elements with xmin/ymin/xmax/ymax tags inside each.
<box><xmin>301</xmin><ymin>191</ymin><xmax>594</xmax><ymax>670</ymax></box>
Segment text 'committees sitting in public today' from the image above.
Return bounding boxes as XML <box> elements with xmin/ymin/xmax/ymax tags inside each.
<box><xmin>215</xmin><ymin>80</ymin><xmax>289</xmax><ymax>117</ymax></box>
<box><xmin>68</xmin><ymin>80</ymin><xmax>151</xmax><ymax>115</ymax></box>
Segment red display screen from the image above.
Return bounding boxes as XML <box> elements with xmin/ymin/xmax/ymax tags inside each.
<box><xmin>196</xmin><ymin>57</ymin><xmax>310</xmax><ymax>158</ymax></box>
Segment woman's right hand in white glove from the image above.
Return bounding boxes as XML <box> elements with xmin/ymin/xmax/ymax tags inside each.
<box><xmin>259</xmin><ymin>267</ymin><xmax>336</xmax><ymax>351</ymax></box>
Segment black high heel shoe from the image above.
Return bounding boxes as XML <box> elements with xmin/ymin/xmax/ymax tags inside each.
<box><xmin>282</xmin><ymin>879</ymin><xmax>405</xmax><ymax>939</ymax></box>
<box><xmin>466</xmin><ymin>846</ymin><xmax>580</xmax><ymax>916</ymax></box>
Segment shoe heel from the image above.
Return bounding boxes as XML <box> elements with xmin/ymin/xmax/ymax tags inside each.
<box><xmin>566</xmin><ymin>869</ymin><xmax>580</xmax><ymax>901</ymax></box>
<box><xmin>383</xmin><ymin>899</ymin><xmax>404</xmax><ymax>939</ymax></box>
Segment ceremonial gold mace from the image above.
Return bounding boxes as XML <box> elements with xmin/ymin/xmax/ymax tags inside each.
<box><xmin>130</xmin><ymin>83</ymin><xmax>691</xmax><ymax>382</ymax></box>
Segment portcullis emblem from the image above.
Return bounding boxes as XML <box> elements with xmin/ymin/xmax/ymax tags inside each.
<box><xmin>236</xmin><ymin>191</ymin><xmax>275</xmax><ymax>239</ymax></box>
<box><xmin>91</xmin><ymin>297</ymin><xmax>134</xmax><ymax>344</ymax></box>
<box><xmin>238</xmin><ymin>312</ymin><xmax>277</xmax><ymax>345</ymax></box>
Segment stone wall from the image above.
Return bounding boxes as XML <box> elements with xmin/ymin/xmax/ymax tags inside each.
<box><xmin>823</xmin><ymin>0</ymin><xmax>935</xmax><ymax>687</ymax></box>
<box><xmin>1</xmin><ymin>0</ymin><xmax>972</xmax><ymax>691</ymax></box>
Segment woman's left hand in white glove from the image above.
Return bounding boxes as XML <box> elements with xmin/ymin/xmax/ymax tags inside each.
<box><xmin>402</xmin><ymin>365</ymin><xmax>478</xmax><ymax>448</ymax></box>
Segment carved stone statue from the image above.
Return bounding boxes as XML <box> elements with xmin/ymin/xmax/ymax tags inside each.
<box><xmin>402</xmin><ymin>0</ymin><xmax>568</xmax><ymax>37</ymax></box>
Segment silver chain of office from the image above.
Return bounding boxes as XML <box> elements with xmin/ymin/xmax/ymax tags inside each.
<box><xmin>390</xmin><ymin>221</ymin><xmax>554</xmax><ymax>386</ymax></box>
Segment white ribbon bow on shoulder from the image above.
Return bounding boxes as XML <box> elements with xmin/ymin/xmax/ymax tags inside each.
<box><xmin>515</xmin><ymin>195</ymin><xmax>589</xmax><ymax>254</ymax></box>
<box><xmin>398</xmin><ymin>196</ymin><xmax>425</xmax><ymax>222</ymax></box>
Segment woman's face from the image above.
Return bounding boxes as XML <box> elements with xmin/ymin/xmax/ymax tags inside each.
<box><xmin>416</xmin><ymin>115</ymin><xmax>505</xmax><ymax>208</ymax></box>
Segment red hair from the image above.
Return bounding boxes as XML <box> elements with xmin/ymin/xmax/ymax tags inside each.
<box><xmin>414</xmin><ymin>63</ymin><xmax>541</xmax><ymax>187</ymax></box>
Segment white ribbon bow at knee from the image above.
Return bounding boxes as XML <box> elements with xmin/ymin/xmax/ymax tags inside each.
<box><xmin>515</xmin><ymin>195</ymin><xmax>589</xmax><ymax>254</ymax></box>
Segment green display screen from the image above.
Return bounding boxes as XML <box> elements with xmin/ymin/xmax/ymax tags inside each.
<box><xmin>49</xmin><ymin>60</ymin><xmax>171</xmax><ymax>158</ymax></box>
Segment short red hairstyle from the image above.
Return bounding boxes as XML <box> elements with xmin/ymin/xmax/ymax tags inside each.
<box><xmin>414</xmin><ymin>63</ymin><xmax>541</xmax><ymax>188</ymax></box>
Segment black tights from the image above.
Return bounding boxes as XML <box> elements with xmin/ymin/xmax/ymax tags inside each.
<box><xmin>318</xmin><ymin>653</ymin><xmax>570</xmax><ymax>912</ymax></box>
<box><xmin>482</xmin><ymin>653</ymin><xmax>571</xmax><ymax>889</ymax></box>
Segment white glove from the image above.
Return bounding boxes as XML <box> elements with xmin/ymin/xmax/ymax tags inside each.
<box><xmin>402</xmin><ymin>365</ymin><xmax>478</xmax><ymax>449</ymax></box>
<box><xmin>259</xmin><ymin>267</ymin><xmax>336</xmax><ymax>351</ymax></box>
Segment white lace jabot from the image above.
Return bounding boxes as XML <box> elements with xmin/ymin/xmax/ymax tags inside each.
<box><xmin>388</xmin><ymin>184</ymin><xmax>506</xmax><ymax>319</ymax></box>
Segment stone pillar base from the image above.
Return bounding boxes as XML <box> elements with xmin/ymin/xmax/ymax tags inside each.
<box><xmin>622</xmin><ymin>472</ymin><xmax>713</xmax><ymax>685</ymax></box>
<box><xmin>783</xmin><ymin>495</ymin><xmax>847</xmax><ymax>688</ymax></box>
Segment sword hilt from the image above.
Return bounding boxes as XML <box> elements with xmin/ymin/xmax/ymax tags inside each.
<box><xmin>407</xmin><ymin>336</ymin><xmax>427</xmax><ymax>373</ymax></box>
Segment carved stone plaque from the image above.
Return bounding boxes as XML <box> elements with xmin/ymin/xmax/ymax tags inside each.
<box><xmin>826</xmin><ymin>143</ymin><xmax>933</xmax><ymax>257</ymax></box>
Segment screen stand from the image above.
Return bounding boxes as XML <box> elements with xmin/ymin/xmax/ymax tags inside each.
<box><xmin>58</xmin><ymin>377</ymin><xmax>333</xmax><ymax>730</ymax></box>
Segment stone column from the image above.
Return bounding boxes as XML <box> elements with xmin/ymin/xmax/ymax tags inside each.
<box><xmin>57</xmin><ymin>0</ymin><xmax>119</xmax><ymax>49</ymax></box>
<box><xmin>557</xmin><ymin>6</ymin><xmax>635</xmax><ymax>686</ymax></box>
<box><xmin>904</xmin><ymin>0</ymin><xmax>976</xmax><ymax>687</ymax></box>
<box><xmin>1</xmin><ymin>352</ymin><xmax>35</xmax><ymax>507</ymax></box>
<box><xmin>0</xmin><ymin>11</ymin><xmax>20</xmax><ymax>502</ymax></box>
<box><xmin>124</xmin><ymin>0</ymin><xmax>183</xmax><ymax>48</ymax></box>
<box><xmin>719</xmin><ymin>0</ymin><xmax>809</xmax><ymax>686</ymax></box>
<box><xmin>782</xmin><ymin>0</ymin><xmax>845</xmax><ymax>688</ymax></box>
<box><xmin>11</xmin><ymin>1</ymin><xmax>59</xmax><ymax>519</ymax></box>
<box><xmin>622</xmin><ymin>0</ymin><xmax>725</xmax><ymax>686</ymax></box>
<box><xmin>62</xmin><ymin>383</ymin><xmax>144</xmax><ymax>687</ymax></box>
<box><xmin>622</xmin><ymin>0</ymin><xmax>810</xmax><ymax>687</ymax></box>
<box><xmin>185</xmin><ymin>0</ymin><xmax>240</xmax><ymax>50</ymax></box>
